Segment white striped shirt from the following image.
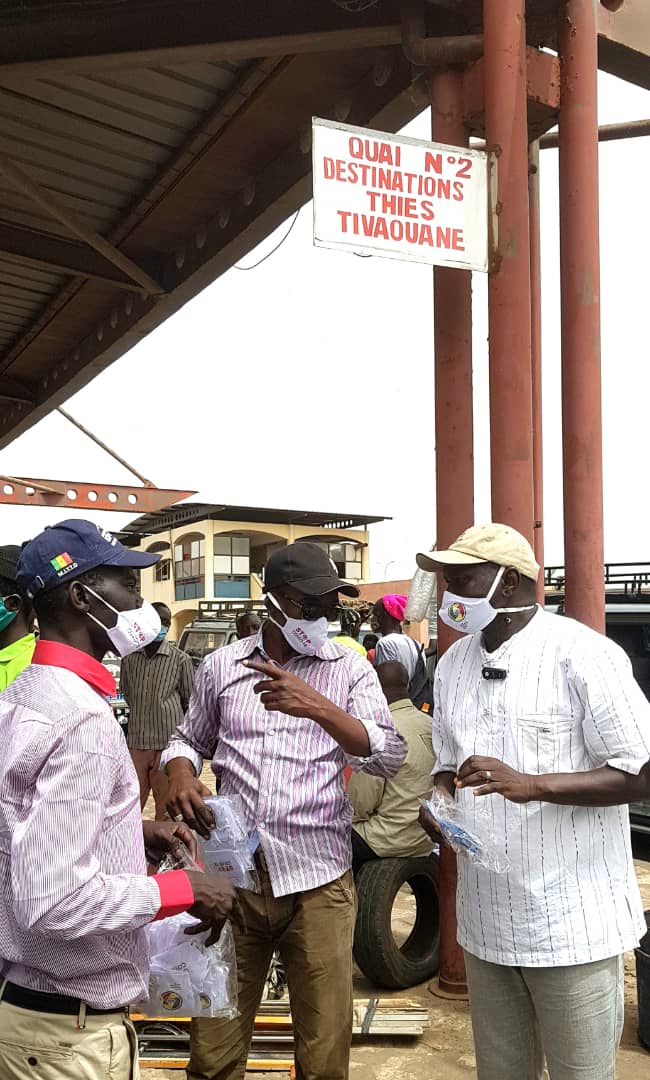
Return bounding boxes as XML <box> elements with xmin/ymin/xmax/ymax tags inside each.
<box><xmin>0</xmin><ymin>649</ymin><xmax>163</xmax><ymax>1007</ymax></box>
<box><xmin>161</xmin><ymin>628</ymin><xmax>407</xmax><ymax>897</ymax></box>
<box><xmin>433</xmin><ymin>608</ymin><xmax>650</xmax><ymax>967</ymax></box>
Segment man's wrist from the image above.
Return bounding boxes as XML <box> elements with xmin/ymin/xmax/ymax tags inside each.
<box><xmin>165</xmin><ymin>756</ymin><xmax>197</xmax><ymax>779</ymax></box>
<box><xmin>526</xmin><ymin>772</ymin><xmax>547</xmax><ymax>801</ymax></box>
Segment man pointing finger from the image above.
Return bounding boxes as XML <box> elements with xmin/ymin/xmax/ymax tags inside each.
<box><xmin>163</xmin><ymin>542</ymin><xmax>406</xmax><ymax>1080</ymax></box>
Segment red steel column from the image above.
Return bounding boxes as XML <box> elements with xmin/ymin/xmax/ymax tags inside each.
<box><xmin>484</xmin><ymin>0</ymin><xmax>534</xmax><ymax>540</ymax></box>
<box><xmin>431</xmin><ymin>68</ymin><xmax>473</xmax><ymax>999</ymax></box>
<box><xmin>558</xmin><ymin>0</ymin><xmax>605</xmax><ymax>631</ymax></box>
<box><xmin>528</xmin><ymin>140</ymin><xmax>545</xmax><ymax>602</ymax></box>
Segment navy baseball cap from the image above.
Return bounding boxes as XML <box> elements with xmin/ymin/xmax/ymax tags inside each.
<box><xmin>17</xmin><ymin>519</ymin><xmax>160</xmax><ymax>598</ymax></box>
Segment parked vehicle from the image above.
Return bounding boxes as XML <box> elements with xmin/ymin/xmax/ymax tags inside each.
<box><xmin>178</xmin><ymin>601</ymin><xmax>267</xmax><ymax>668</ymax></box>
<box><xmin>545</xmin><ymin>563</ymin><xmax>650</xmax><ymax>834</ymax></box>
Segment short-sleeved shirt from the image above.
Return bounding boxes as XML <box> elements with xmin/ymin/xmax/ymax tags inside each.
<box><xmin>432</xmin><ymin>608</ymin><xmax>650</xmax><ymax>967</ymax></box>
<box><xmin>374</xmin><ymin>632</ymin><xmax>421</xmax><ymax>680</ymax></box>
<box><xmin>121</xmin><ymin>640</ymin><xmax>195</xmax><ymax>750</ymax></box>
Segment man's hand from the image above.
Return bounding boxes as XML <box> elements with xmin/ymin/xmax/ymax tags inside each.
<box><xmin>166</xmin><ymin>758</ymin><xmax>215</xmax><ymax>839</ymax></box>
<box><xmin>184</xmin><ymin>871</ymin><xmax>246</xmax><ymax>945</ymax></box>
<box><xmin>244</xmin><ymin>659</ymin><xmax>329</xmax><ymax>720</ymax></box>
<box><xmin>418</xmin><ymin>804</ymin><xmax>442</xmax><ymax>842</ymax></box>
<box><xmin>142</xmin><ymin>819</ymin><xmax>197</xmax><ymax>866</ymax></box>
<box><xmin>455</xmin><ymin>756</ymin><xmax>539</xmax><ymax>804</ymax></box>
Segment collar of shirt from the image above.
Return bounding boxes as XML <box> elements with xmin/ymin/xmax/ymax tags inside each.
<box><xmin>240</xmin><ymin>624</ymin><xmax>345</xmax><ymax>664</ymax></box>
<box><xmin>389</xmin><ymin>698</ymin><xmax>415</xmax><ymax>714</ymax></box>
<box><xmin>151</xmin><ymin>638</ymin><xmax>171</xmax><ymax>657</ymax></box>
<box><xmin>32</xmin><ymin>639</ymin><xmax>116</xmax><ymax>698</ymax></box>
<box><xmin>0</xmin><ymin>632</ymin><xmax>35</xmax><ymax>663</ymax></box>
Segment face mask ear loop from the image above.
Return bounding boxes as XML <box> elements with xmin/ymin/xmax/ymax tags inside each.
<box><xmin>486</xmin><ymin>565</ymin><xmax>506</xmax><ymax>602</ymax></box>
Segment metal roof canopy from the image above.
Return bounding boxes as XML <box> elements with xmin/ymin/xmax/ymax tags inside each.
<box><xmin>0</xmin><ymin>0</ymin><xmax>647</xmax><ymax>451</ymax></box>
<box><xmin>120</xmin><ymin>502</ymin><xmax>389</xmax><ymax>544</ymax></box>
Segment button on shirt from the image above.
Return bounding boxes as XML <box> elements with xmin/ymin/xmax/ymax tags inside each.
<box><xmin>120</xmin><ymin>639</ymin><xmax>195</xmax><ymax>751</ymax></box>
<box><xmin>433</xmin><ymin>608</ymin><xmax>650</xmax><ymax>967</ymax></box>
<box><xmin>0</xmin><ymin>641</ymin><xmax>185</xmax><ymax>1009</ymax></box>
<box><xmin>161</xmin><ymin>630</ymin><xmax>407</xmax><ymax>897</ymax></box>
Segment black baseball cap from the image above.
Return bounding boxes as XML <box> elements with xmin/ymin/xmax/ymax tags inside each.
<box><xmin>265</xmin><ymin>542</ymin><xmax>359</xmax><ymax>598</ymax></box>
<box><xmin>17</xmin><ymin>518</ymin><xmax>160</xmax><ymax>598</ymax></box>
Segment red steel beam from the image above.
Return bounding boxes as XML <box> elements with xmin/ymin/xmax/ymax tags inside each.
<box><xmin>431</xmin><ymin>66</ymin><xmax>472</xmax><ymax>1000</ymax></box>
<box><xmin>528</xmin><ymin>140</ymin><xmax>544</xmax><ymax>603</ymax></box>
<box><xmin>484</xmin><ymin>0</ymin><xmax>534</xmax><ymax>541</ymax></box>
<box><xmin>0</xmin><ymin>478</ymin><xmax>196</xmax><ymax>514</ymax></box>
<box><xmin>559</xmin><ymin>1</ymin><xmax>605</xmax><ymax>632</ymax></box>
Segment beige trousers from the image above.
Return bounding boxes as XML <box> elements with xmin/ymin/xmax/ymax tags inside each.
<box><xmin>0</xmin><ymin>998</ymin><xmax>140</xmax><ymax>1079</ymax></box>
<box><xmin>188</xmin><ymin>863</ymin><xmax>357</xmax><ymax>1080</ymax></box>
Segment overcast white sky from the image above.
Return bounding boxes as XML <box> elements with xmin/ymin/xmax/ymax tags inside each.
<box><xmin>0</xmin><ymin>71</ymin><xmax>648</xmax><ymax>583</ymax></box>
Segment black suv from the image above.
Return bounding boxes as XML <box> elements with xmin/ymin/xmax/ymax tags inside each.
<box><xmin>545</xmin><ymin>564</ymin><xmax>650</xmax><ymax>834</ymax></box>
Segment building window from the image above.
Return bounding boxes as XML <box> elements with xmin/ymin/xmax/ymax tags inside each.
<box><xmin>307</xmin><ymin>541</ymin><xmax>363</xmax><ymax>581</ymax></box>
<box><xmin>174</xmin><ymin>535</ymin><xmax>205</xmax><ymax>601</ymax></box>
<box><xmin>155</xmin><ymin>558</ymin><xmax>171</xmax><ymax>583</ymax></box>
<box><xmin>214</xmin><ymin>536</ymin><xmax>250</xmax><ymax>597</ymax></box>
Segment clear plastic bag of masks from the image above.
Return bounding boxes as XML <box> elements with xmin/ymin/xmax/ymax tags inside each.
<box><xmin>405</xmin><ymin>568</ymin><xmax>436</xmax><ymax>622</ymax></box>
<box><xmin>197</xmin><ymin>795</ymin><xmax>260</xmax><ymax>892</ymax></box>
<box><xmin>138</xmin><ymin>912</ymin><xmax>238</xmax><ymax>1020</ymax></box>
<box><xmin>424</xmin><ymin>790</ymin><xmax>511</xmax><ymax>874</ymax></box>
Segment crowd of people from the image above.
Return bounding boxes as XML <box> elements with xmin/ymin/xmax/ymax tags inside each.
<box><xmin>0</xmin><ymin>518</ymin><xmax>649</xmax><ymax>1080</ymax></box>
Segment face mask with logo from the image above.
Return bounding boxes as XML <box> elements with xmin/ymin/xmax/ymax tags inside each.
<box><xmin>438</xmin><ymin>566</ymin><xmax>536</xmax><ymax>636</ymax></box>
<box><xmin>266</xmin><ymin>592</ymin><xmax>329</xmax><ymax>656</ymax></box>
<box><xmin>84</xmin><ymin>585</ymin><xmax>161</xmax><ymax>657</ymax></box>
<box><xmin>0</xmin><ymin>597</ymin><xmax>18</xmax><ymax>634</ymax></box>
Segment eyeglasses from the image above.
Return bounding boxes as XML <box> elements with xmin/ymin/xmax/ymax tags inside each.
<box><xmin>281</xmin><ymin>595</ymin><xmax>342</xmax><ymax>622</ymax></box>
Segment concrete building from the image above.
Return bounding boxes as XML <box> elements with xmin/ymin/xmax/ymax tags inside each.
<box><xmin>121</xmin><ymin>502</ymin><xmax>386</xmax><ymax>641</ymax></box>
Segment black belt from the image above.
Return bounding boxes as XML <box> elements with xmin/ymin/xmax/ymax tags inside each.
<box><xmin>1</xmin><ymin>981</ymin><xmax>127</xmax><ymax>1016</ymax></box>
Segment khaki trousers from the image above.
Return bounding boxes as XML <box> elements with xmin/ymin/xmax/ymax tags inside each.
<box><xmin>464</xmin><ymin>950</ymin><xmax>625</xmax><ymax>1080</ymax></box>
<box><xmin>129</xmin><ymin>748</ymin><xmax>169</xmax><ymax>819</ymax></box>
<box><xmin>0</xmin><ymin>998</ymin><xmax>139</xmax><ymax>1079</ymax></box>
<box><xmin>188</xmin><ymin>862</ymin><xmax>357</xmax><ymax>1080</ymax></box>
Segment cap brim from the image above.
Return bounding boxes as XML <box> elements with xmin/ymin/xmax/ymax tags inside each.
<box><xmin>104</xmin><ymin>548</ymin><xmax>160</xmax><ymax>569</ymax></box>
<box><xmin>416</xmin><ymin>549</ymin><xmax>486</xmax><ymax>572</ymax></box>
<box><xmin>295</xmin><ymin>575</ymin><xmax>360</xmax><ymax>598</ymax></box>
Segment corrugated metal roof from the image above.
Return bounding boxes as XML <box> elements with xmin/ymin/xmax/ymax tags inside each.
<box><xmin>0</xmin><ymin>55</ymin><xmax>249</xmax><ymax>362</ymax></box>
<box><xmin>0</xmin><ymin>0</ymin><xmax>640</xmax><ymax>447</ymax></box>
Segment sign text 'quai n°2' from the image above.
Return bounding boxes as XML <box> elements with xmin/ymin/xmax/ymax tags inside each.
<box><xmin>312</xmin><ymin>118</ymin><xmax>495</xmax><ymax>273</ymax></box>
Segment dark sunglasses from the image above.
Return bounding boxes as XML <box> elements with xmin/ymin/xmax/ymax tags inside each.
<box><xmin>281</xmin><ymin>595</ymin><xmax>342</xmax><ymax>622</ymax></box>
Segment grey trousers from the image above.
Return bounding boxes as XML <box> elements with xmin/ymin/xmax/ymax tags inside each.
<box><xmin>464</xmin><ymin>950</ymin><xmax>625</xmax><ymax>1080</ymax></box>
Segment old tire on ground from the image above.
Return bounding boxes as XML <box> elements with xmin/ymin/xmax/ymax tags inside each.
<box><xmin>353</xmin><ymin>855</ymin><xmax>440</xmax><ymax>990</ymax></box>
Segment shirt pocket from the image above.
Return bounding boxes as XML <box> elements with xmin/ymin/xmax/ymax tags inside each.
<box><xmin>515</xmin><ymin>712</ymin><xmax>578</xmax><ymax>774</ymax></box>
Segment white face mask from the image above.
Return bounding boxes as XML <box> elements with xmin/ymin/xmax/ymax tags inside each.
<box><xmin>266</xmin><ymin>592</ymin><xmax>329</xmax><ymax>656</ymax></box>
<box><xmin>84</xmin><ymin>585</ymin><xmax>161</xmax><ymax>657</ymax></box>
<box><xmin>438</xmin><ymin>566</ymin><xmax>536</xmax><ymax>636</ymax></box>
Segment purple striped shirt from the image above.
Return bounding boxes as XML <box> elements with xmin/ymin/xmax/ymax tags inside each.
<box><xmin>0</xmin><ymin>661</ymin><xmax>161</xmax><ymax>1008</ymax></box>
<box><xmin>161</xmin><ymin>631</ymin><xmax>407</xmax><ymax>896</ymax></box>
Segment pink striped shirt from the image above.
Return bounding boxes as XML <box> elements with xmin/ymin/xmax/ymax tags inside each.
<box><xmin>161</xmin><ymin>630</ymin><xmax>407</xmax><ymax>896</ymax></box>
<box><xmin>0</xmin><ymin>643</ymin><xmax>190</xmax><ymax>1008</ymax></box>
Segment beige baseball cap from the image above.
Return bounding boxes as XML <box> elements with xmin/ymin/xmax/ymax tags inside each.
<box><xmin>417</xmin><ymin>523</ymin><xmax>540</xmax><ymax>582</ymax></box>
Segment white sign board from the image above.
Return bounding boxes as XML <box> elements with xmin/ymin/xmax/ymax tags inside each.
<box><xmin>312</xmin><ymin>118</ymin><xmax>493</xmax><ymax>273</ymax></box>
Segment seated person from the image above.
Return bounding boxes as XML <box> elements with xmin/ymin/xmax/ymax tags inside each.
<box><xmin>349</xmin><ymin>661</ymin><xmax>435</xmax><ymax>874</ymax></box>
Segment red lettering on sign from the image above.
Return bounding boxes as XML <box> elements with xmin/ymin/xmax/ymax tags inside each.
<box><xmin>424</xmin><ymin>151</ymin><xmax>443</xmax><ymax>175</ymax></box>
<box><xmin>456</xmin><ymin>157</ymin><xmax>472</xmax><ymax>179</ymax></box>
